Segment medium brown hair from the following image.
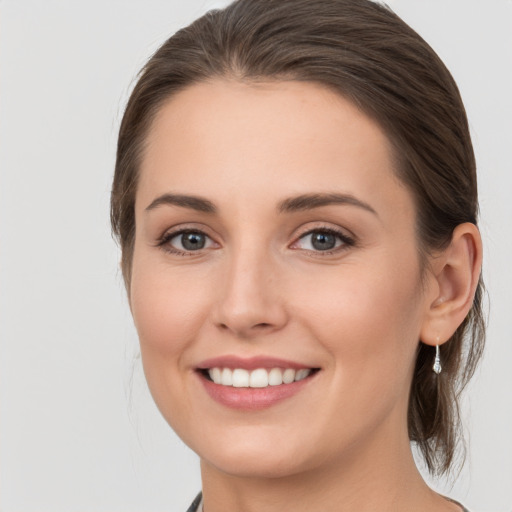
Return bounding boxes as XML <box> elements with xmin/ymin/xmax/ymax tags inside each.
<box><xmin>111</xmin><ymin>0</ymin><xmax>485</xmax><ymax>476</ymax></box>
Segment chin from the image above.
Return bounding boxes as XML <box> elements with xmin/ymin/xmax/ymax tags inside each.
<box><xmin>195</xmin><ymin>433</ymin><xmax>316</xmax><ymax>479</ymax></box>
<box><xmin>204</xmin><ymin>451</ymin><xmax>310</xmax><ymax>479</ymax></box>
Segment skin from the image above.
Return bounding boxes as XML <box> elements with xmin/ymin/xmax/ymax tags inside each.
<box><xmin>129</xmin><ymin>79</ymin><xmax>481</xmax><ymax>512</ymax></box>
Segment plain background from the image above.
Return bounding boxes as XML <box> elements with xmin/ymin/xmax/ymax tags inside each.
<box><xmin>0</xmin><ymin>1</ymin><xmax>511</xmax><ymax>511</ymax></box>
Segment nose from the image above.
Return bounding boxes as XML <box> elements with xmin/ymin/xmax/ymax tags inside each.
<box><xmin>212</xmin><ymin>245</ymin><xmax>289</xmax><ymax>339</ymax></box>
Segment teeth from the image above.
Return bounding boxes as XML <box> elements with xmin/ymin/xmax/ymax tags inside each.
<box><xmin>207</xmin><ymin>367</ymin><xmax>313</xmax><ymax>388</ymax></box>
<box><xmin>249</xmin><ymin>368</ymin><xmax>268</xmax><ymax>388</ymax></box>
<box><xmin>295</xmin><ymin>369</ymin><xmax>310</xmax><ymax>382</ymax></box>
<box><xmin>232</xmin><ymin>369</ymin><xmax>250</xmax><ymax>387</ymax></box>
<box><xmin>283</xmin><ymin>368</ymin><xmax>296</xmax><ymax>384</ymax></box>
<box><xmin>210</xmin><ymin>367</ymin><xmax>222</xmax><ymax>384</ymax></box>
<box><xmin>221</xmin><ymin>368</ymin><xmax>232</xmax><ymax>386</ymax></box>
<box><xmin>268</xmin><ymin>368</ymin><xmax>283</xmax><ymax>386</ymax></box>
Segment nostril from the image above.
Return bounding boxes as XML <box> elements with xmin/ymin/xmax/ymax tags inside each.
<box><xmin>216</xmin><ymin>321</ymin><xmax>274</xmax><ymax>336</ymax></box>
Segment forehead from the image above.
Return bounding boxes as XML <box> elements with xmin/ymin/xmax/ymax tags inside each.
<box><xmin>143</xmin><ymin>79</ymin><xmax>390</xmax><ymax>164</ymax></box>
<box><xmin>137</xmin><ymin>79</ymin><xmax>412</xmax><ymax>221</ymax></box>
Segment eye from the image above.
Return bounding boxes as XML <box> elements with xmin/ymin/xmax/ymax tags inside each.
<box><xmin>159</xmin><ymin>229</ymin><xmax>216</xmax><ymax>255</ymax></box>
<box><xmin>293</xmin><ymin>228</ymin><xmax>354</xmax><ymax>253</ymax></box>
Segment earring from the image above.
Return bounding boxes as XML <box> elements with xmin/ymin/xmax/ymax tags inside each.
<box><xmin>433</xmin><ymin>343</ymin><xmax>442</xmax><ymax>375</ymax></box>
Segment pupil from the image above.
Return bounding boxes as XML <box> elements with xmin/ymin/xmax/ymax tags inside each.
<box><xmin>312</xmin><ymin>232</ymin><xmax>335</xmax><ymax>250</ymax></box>
<box><xmin>182</xmin><ymin>232</ymin><xmax>205</xmax><ymax>250</ymax></box>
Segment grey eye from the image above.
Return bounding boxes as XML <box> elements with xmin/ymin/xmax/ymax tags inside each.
<box><xmin>296</xmin><ymin>230</ymin><xmax>344</xmax><ymax>252</ymax></box>
<box><xmin>168</xmin><ymin>231</ymin><xmax>212</xmax><ymax>251</ymax></box>
<box><xmin>310</xmin><ymin>232</ymin><xmax>337</xmax><ymax>251</ymax></box>
<box><xmin>179</xmin><ymin>232</ymin><xmax>205</xmax><ymax>250</ymax></box>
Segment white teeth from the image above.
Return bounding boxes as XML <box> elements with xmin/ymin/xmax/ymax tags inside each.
<box><xmin>295</xmin><ymin>369</ymin><xmax>311</xmax><ymax>381</ymax></box>
<box><xmin>209</xmin><ymin>367</ymin><xmax>222</xmax><ymax>384</ymax></box>
<box><xmin>206</xmin><ymin>367</ymin><xmax>314</xmax><ymax>388</ymax></box>
<box><xmin>268</xmin><ymin>368</ymin><xmax>283</xmax><ymax>386</ymax></box>
<box><xmin>221</xmin><ymin>368</ymin><xmax>233</xmax><ymax>386</ymax></box>
<box><xmin>282</xmin><ymin>368</ymin><xmax>296</xmax><ymax>384</ymax></box>
<box><xmin>249</xmin><ymin>368</ymin><xmax>269</xmax><ymax>388</ymax></box>
<box><xmin>232</xmin><ymin>369</ymin><xmax>250</xmax><ymax>387</ymax></box>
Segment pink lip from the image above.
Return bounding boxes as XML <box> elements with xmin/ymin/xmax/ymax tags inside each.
<box><xmin>197</xmin><ymin>355</ymin><xmax>314</xmax><ymax>371</ymax></box>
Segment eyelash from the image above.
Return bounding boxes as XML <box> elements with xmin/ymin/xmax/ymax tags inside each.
<box><xmin>156</xmin><ymin>226</ymin><xmax>355</xmax><ymax>257</ymax></box>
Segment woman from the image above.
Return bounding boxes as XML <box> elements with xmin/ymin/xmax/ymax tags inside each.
<box><xmin>111</xmin><ymin>0</ymin><xmax>484</xmax><ymax>510</ymax></box>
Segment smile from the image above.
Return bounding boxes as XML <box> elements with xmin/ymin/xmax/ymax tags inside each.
<box><xmin>205</xmin><ymin>367</ymin><xmax>314</xmax><ymax>388</ymax></box>
<box><xmin>196</xmin><ymin>356</ymin><xmax>321</xmax><ymax>409</ymax></box>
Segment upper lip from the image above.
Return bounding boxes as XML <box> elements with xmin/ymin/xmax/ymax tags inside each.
<box><xmin>196</xmin><ymin>355</ymin><xmax>318</xmax><ymax>371</ymax></box>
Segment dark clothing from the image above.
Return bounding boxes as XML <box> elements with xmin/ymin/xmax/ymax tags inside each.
<box><xmin>186</xmin><ymin>492</ymin><xmax>202</xmax><ymax>512</ymax></box>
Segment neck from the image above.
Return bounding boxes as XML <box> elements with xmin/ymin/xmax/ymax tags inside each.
<box><xmin>199</xmin><ymin>420</ymin><xmax>446</xmax><ymax>512</ymax></box>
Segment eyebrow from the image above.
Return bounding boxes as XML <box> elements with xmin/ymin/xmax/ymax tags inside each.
<box><xmin>144</xmin><ymin>192</ymin><xmax>377</xmax><ymax>217</ymax></box>
<box><xmin>145</xmin><ymin>193</ymin><xmax>217</xmax><ymax>213</ymax></box>
<box><xmin>277</xmin><ymin>193</ymin><xmax>378</xmax><ymax>216</ymax></box>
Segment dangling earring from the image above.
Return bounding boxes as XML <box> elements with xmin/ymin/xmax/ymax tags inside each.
<box><xmin>433</xmin><ymin>343</ymin><xmax>442</xmax><ymax>375</ymax></box>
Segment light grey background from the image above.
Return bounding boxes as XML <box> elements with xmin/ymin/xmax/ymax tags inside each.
<box><xmin>0</xmin><ymin>1</ymin><xmax>510</xmax><ymax>511</ymax></box>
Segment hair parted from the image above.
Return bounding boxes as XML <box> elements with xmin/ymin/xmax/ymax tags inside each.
<box><xmin>111</xmin><ymin>0</ymin><xmax>485</xmax><ymax>476</ymax></box>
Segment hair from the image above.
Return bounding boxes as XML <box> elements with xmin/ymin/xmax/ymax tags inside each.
<box><xmin>111</xmin><ymin>0</ymin><xmax>485</xmax><ymax>476</ymax></box>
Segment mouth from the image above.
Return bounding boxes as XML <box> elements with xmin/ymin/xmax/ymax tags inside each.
<box><xmin>198</xmin><ymin>366</ymin><xmax>320</xmax><ymax>388</ymax></box>
<box><xmin>195</xmin><ymin>356</ymin><xmax>321</xmax><ymax>409</ymax></box>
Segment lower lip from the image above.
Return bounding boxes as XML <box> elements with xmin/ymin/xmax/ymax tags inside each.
<box><xmin>198</xmin><ymin>372</ymin><xmax>317</xmax><ymax>410</ymax></box>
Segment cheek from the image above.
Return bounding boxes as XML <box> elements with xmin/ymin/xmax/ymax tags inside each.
<box><xmin>285</xmin><ymin>257</ymin><xmax>425</xmax><ymax>448</ymax></box>
<box><xmin>129</xmin><ymin>258</ymin><xmax>212</xmax><ymax>393</ymax></box>
<box><xmin>293</xmin><ymin>256</ymin><xmax>423</xmax><ymax>379</ymax></box>
<box><xmin>128</xmin><ymin>260</ymin><xmax>215</xmax><ymax>429</ymax></box>
<box><xmin>132</xmin><ymin>282</ymin><xmax>186</xmax><ymax>355</ymax></box>
<box><xmin>130</xmin><ymin>255</ymin><xmax>209</xmax><ymax>346</ymax></box>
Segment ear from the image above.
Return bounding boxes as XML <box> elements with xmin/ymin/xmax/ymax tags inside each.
<box><xmin>420</xmin><ymin>222</ymin><xmax>483</xmax><ymax>346</ymax></box>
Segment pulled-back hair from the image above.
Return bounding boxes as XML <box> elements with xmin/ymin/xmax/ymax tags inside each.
<box><xmin>111</xmin><ymin>0</ymin><xmax>485</xmax><ymax>476</ymax></box>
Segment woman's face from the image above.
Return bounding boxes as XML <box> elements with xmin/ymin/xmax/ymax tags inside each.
<box><xmin>130</xmin><ymin>79</ymin><xmax>436</xmax><ymax>478</ymax></box>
